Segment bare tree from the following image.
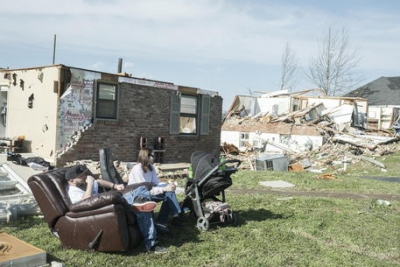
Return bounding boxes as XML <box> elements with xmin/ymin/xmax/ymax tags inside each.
<box><xmin>308</xmin><ymin>26</ymin><xmax>362</xmax><ymax>96</ymax></box>
<box><xmin>280</xmin><ymin>42</ymin><xmax>298</xmax><ymax>92</ymax></box>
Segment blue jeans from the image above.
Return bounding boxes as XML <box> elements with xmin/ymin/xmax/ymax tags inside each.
<box><xmin>151</xmin><ymin>191</ymin><xmax>182</xmax><ymax>225</ymax></box>
<box><xmin>123</xmin><ymin>186</ymin><xmax>157</xmax><ymax>250</ymax></box>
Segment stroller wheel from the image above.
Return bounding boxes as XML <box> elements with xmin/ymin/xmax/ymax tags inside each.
<box><xmin>230</xmin><ymin>212</ymin><xmax>238</xmax><ymax>224</ymax></box>
<box><xmin>196</xmin><ymin>217</ymin><xmax>210</xmax><ymax>231</ymax></box>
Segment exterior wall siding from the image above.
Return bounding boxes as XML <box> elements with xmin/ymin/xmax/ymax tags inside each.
<box><xmin>0</xmin><ymin>66</ymin><xmax>59</xmax><ymax>161</ymax></box>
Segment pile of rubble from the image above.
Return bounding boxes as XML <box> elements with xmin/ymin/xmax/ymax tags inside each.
<box><xmin>221</xmin><ymin>132</ymin><xmax>400</xmax><ymax>172</ymax></box>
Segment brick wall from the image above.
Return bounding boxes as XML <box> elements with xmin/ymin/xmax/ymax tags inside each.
<box><xmin>57</xmin><ymin>83</ymin><xmax>222</xmax><ymax>167</ymax></box>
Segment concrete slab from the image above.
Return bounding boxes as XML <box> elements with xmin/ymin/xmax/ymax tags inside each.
<box><xmin>259</xmin><ymin>180</ymin><xmax>295</xmax><ymax>188</ymax></box>
<box><xmin>157</xmin><ymin>163</ymin><xmax>190</xmax><ymax>172</ymax></box>
<box><xmin>0</xmin><ymin>153</ymin><xmax>43</xmax><ymax>185</ymax></box>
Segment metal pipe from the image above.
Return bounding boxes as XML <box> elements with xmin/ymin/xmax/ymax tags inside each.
<box><xmin>118</xmin><ymin>58</ymin><xmax>123</xmax><ymax>73</ymax></box>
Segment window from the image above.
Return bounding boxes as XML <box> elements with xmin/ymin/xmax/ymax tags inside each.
<box><xmin>239</xmin><ymin>133</ymin><xmax>249</xmax><ymax>148</ymax></box>
<box><xmin>96</xmin><ymin>82</ymin><xmax>118</xmax><ymax>119</ymax></box>
<box><xmin>170</xmin><ymin>94</ymin><xmax>210</xmax><ymax>135</ymax></box>
<box><xmin>180</xmin><ymin>95</ymin><xmax>197</xmax><ymax>134</ymax></box>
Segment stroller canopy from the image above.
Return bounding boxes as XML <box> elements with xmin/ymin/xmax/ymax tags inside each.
<box><xmin>190</xmin><ymin>151</ymin><xmax>219</xmax><ymax>181</ymax></box>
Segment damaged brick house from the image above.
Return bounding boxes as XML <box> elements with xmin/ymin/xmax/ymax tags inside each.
<box><xmin>0</xmin><ymin>65</ymin><xmax>221</xmax><ymax>167</ymax></box>
<box><xmin>221</xmin><ymin>90</ymin><xmax>368</xmax><ymax>154</ymax></box>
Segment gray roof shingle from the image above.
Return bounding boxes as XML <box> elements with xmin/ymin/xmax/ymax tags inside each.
<box><xmin>345</xmin><ymin>76</ymin><xmax>400</xmax><ymax>105</ymax></box>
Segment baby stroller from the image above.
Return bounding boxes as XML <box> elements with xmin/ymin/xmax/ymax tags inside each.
<box><xmin>182</xmin><ymin>151</ymin><xmax>241</xmax><ymax>231</ymax></box>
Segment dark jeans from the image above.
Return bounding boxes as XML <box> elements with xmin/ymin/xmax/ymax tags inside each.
<box><xmin>123</xmin><ymin>185</ymin><xmax>157</xmax><ymax>250</ymax></box>
<box><xmin>151</xmin><ymin>191</ymin><xmax>182</xmax><ymax>225</ymax></box>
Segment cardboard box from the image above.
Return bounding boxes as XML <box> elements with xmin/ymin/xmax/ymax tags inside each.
<box><xmin>0</xmin><ymin>232</ymin><xmax>46</xmax><ymax>267</ymax></box>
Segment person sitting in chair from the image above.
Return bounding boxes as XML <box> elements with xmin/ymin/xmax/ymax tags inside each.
<box><xmin>66</xmin><ymin>164</ymin><xmax>168</xmax><ymax>253</ymax></box>
<box><xmin>128</xmin><ymin>148</ymin><xmax>184</xmax><ymax>234</ymax></box>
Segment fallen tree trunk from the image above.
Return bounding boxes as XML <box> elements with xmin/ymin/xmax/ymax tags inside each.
<box><xmin>332</xmin><ymin>135</ymin><xmax>377</xmax><ymax>150</ymax></box>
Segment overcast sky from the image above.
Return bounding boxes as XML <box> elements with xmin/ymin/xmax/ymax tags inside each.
<box><xmin>1</xmin><ymin>0</ymin><xmax>399</xmax><ymax>110</ymax></box>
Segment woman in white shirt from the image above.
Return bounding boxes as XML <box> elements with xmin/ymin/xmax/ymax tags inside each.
<box><xmin>128</xmin><ymin>148</ymin><xmax>183</xmax><ymax>233</ymax></box>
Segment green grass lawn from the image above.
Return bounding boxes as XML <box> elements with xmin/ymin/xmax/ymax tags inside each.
<box><xmin>2</xmin><ymin>154</ymin><xmax>400</xmax><ymax>267</ymax></box>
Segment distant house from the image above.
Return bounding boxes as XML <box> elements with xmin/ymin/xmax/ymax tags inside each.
<box><xmin>0</xmin><ymin>65</ymin><xmax>222</xmax><ymax>167</ymax></box>
<box><xmin>345</xmin><ymin>76</ymin><xmax>400</xmax><ymax>105</ymax></box>
<box><xmin>345</xmin><ymin>76</ymin><xmax>400</xmax><ymax>129</ymax></box>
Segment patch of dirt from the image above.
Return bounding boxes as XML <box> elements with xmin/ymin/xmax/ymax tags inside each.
<box><xmin>227</xmin><ymin>189</ymin><xmax>400</xmax><ymax>201</ymax></box>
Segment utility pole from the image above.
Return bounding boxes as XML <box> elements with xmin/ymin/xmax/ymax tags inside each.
<box><xmin>52</xmin><ymin>34</ymin><xmax>57</xmax><ymax>64</ymax></box>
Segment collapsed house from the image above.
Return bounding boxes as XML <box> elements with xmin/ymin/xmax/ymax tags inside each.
<box><xmin>222</xmin><ymin>89</ymin><xmax>369</xmax><ymax>154</ymax></box>
<box><xmin>221</xmin><ymin>89</ymin><xmax>399</xmax><ymax>171</ymax></box>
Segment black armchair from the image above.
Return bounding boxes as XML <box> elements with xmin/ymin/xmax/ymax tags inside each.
<box><xmin>99</xmin><ymin>148</ymin><xmax>125</xmax><ymax>185</ymax></box>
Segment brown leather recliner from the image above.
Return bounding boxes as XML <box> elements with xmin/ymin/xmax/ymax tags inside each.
<box><xmin>27</xmin><ymin>165</ymin><xmax>150</xmax><ymax>252</ymax></box>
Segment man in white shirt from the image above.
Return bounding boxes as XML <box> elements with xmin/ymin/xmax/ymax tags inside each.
<box><xmin>66</xmin><ymin>164</ymin><xmax>156</xmax><ymax>212</ymax></box>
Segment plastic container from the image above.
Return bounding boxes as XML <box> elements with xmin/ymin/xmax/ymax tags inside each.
<box><xmin>188</xmin><ymin>165</ymin><xmax>193</xmax><ymax>179</ymax></box>
<box><xmin>219</xmin><ymin>154</ymin><xmax>226</xmax><ymax>171</ymax></box>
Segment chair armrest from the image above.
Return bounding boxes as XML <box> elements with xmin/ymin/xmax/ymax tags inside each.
<box><xmin>66</xmin><ymin>204</ymin><xmax>124</xmax><ymax>218</ymax></box>
<box><xmin>69</xmin><ymin>191</ymin><xmax>127</xmax><ymax>213</ymax></box>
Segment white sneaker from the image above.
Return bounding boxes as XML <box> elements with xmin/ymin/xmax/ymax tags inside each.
<box><xmin>147</xmin><ymin>245</ymin><xmax>168</xmax><ymax>254</ymax></box>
